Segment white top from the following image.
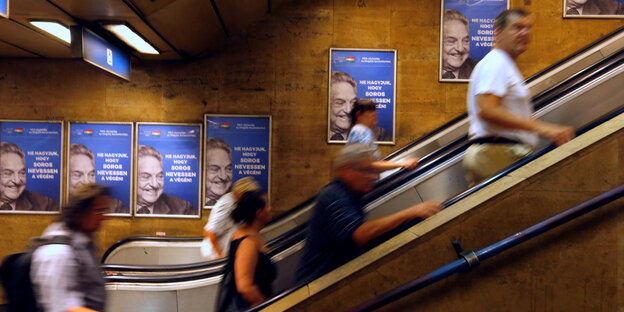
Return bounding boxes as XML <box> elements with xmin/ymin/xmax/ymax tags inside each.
<box><xmin>347</xmin><ymin>124</ymin><xmax>382</xmax><ymax>160</ymax></box>
<box><xmin>467</xmin><ymin>49</ymin><xmax>538</xmax><ymax>148</ymax></box>
<box><xmin>201</xmin><ymin>192</ymin><xmax>239</xmax><ymax>259</ymax></box>
<box><xmin>30</xmin><ymin>223</ymin><xmax>90</xmax><ymax>312</ymax></box>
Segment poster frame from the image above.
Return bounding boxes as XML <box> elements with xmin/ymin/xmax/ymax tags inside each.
<box><xmin>327</xmin><ymin>47</ymin><xmax>397</xmax><ymax>145</ymax></box>
<box><xmin>134</xmin><ymin>122</ymin><xmax>203</xmax><ymax>219</ymax></box>
<box><xmin>203</xmin><ymin>114</ymin><xmax>272</xmax><ymax>210</ymax></box>
<box><xmin>0</xmin><ymin>119</ymin><xmax>64</xmax><ymax>214</ymax></box>
<box><xmin>66</xmin><ymin>121</ymin><xmax>134</xmax><ymax>217</ymax></box>
<box><xmin>439</xmin><ymin>0</ymin><xmax>510</xmax><ymax>83</ymax></box>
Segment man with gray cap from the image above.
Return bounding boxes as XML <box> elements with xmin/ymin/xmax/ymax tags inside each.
<box><xmin>295</xmin><ymin>144</ymin><xmax>441</xmax><ymax>281</ymax></box>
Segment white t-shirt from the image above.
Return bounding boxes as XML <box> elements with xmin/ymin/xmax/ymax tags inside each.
<box><xmin>467</xmin><ymin>49</ymin><xmax>538</xmax><ymax>148</ymax></box>
<box><xmin>347</xmin><ymin>124</ymin><xmax>382</xmax><ymax>160</ymax></box>
<box><xmin>201</xmin><ymin>192</ymin><xmax>239</xmax><ymax>260</ymax></box>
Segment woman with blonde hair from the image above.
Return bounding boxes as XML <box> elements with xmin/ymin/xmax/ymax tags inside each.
<box><xmin>202</xmin><ymin>177</ymin><xmax>261</xmax><ymax>260</ymax></box>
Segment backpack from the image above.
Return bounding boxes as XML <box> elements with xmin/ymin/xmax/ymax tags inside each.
<box><xmin>0</xmin><ymin>235</ymin><xmax>72</xmax><ymax>312</ymax></box>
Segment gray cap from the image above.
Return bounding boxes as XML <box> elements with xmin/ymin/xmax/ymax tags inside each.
<box><xmin>333</xmin><ymin>143</ymin><xmax>375</xmax><ymax>171</ymax></box>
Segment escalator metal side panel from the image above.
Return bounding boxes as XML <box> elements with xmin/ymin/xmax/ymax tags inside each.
<box><xmin>106</xmin><ymin>277</ymin><xmax>221</xmax><ymax>312</ymax></box>
<box><xmin>102</xmin><ymin>37</ymin><xmax>623</xmax><ymax>267</ymax></box>
<box><xmin>105</xmin><ymin>242</ymin><xmax>204</xmax><ymax>266</ymax></box>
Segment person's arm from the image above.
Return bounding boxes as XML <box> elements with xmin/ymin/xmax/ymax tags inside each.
<box><xmin>370</xmin><ymin>158</ymin><xmax>419</xmax><ymax>173</ymax></box>
<box><xmin>203</xmin><ymin>229</ymin><xmax>224</xmax><ymax>258</ymax></box>
<box><xmin>67</xmin><ymin>308</ymin><xmax>98</xmax><ymax>312</ymax></box>
<box><xmin>234</xmin><ymin>238</ymin><xmax>266</xmax><ymax>306</ymax></box>
<box><xmin>351</xmin><ymin>201</ymin><xmax>442</xmax><ymax>245</ymax></box>
<box><xmin>203</xmin><ymin>195</ymin><xmax>235</xmax><ymax>258</ymax></box>
<box><xmin>477</xmin><ymin>94</ymin><xmax>574</xmax><ymax>146</ymax></box>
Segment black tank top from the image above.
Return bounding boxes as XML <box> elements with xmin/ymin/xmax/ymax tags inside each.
<box><xmin>217</xmin><ymin>236</ymin><xmax>277</xmax><ymax>312</ymax></box>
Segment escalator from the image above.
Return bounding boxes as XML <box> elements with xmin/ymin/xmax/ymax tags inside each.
<box><xmin>102</xmin><ymin>27</ymin><xmax>624</xmax><ymax>312</ymax></box>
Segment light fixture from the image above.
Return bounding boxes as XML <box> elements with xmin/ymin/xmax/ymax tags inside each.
<box><xmin>103</xmin><ymin>24</ymin><xmax>158</xmax><ymax>55</ymax></box>
<box><xmin>30</xmin><ymin>21</ymin><xmax>71</xmax><ymax>44</ymax></box>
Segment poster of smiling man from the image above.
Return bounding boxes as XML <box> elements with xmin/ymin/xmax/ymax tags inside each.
<box><xmin>204</xmin><ymin>115</ymin><xmax>271</xmax><ymax>209</ymax></box>
<box><xmin>0</xmin><ymin>120</ymin><xmax>62</xmax><ymax>214</ymax></box>
<box><xmin>68</xmin><ymin>122</ymin><xmax>133</xmax><ymax>216</ymax></box>
<box><xmin>135</xmin><ymin>123</ymin><xmax>202</xmax><ymax>218</ymax></box>
<box><xmin>328</xmin><ymin>48</ymin><xmax>396</xmax><ymax>144</ymax></box>
<box><xmin>440</xmin><ymin>0</ymin><xmax>509</xmax><ymax>82</ymax></box>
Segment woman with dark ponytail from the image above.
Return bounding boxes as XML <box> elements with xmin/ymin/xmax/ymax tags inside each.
<box><xmin>216</xmin><ymin>190</ymin><xmax>275</xmax><ymax>312</ymax></box>
<box><xmin>347</xmin><ymin>99</ymin><xmax>420</xmax><ymax>173</ymax></box>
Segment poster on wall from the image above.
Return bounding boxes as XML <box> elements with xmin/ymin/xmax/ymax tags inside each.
<box><xmin>68</xmin><ymin>122</ymin><xmax>133</xmax><ymax>216</ymax></box>
<box><xmin>0</xmin><ymin>120</ymin><xmax>62</xmax><ymax>213</ymax></box>
<box><xmin>439</xmin><ymin>0</ymin><xmax>509</xmax><ymax>82</ymax></box>
<box><xmin>328</xmin><ymin>48</ymin><xmax>396</xmax><ymax>144</ymax></box>
<box><xmin>135</xmin><ymin>123</ymin><xmax>202</xmax><ymax>218</ymax></box>
<box><xmin>204</xmin><ymin>115</ymin><xmax>271</xmax><ymax>209</ymax></box>
<box><xmin>563</xmin><ymin>0</ymin><xmax>624</xmax><ymax>18</ymax></box>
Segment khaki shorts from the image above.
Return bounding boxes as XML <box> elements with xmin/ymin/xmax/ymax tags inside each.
<box><xmin>463</xmin><ymin>143</ymin><xmax>533</xmax><ymax>187</ymax></box>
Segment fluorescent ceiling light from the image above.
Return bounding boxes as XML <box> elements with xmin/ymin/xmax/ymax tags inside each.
<box><xmin>30</xmin><ymin>21</ymin><xmax>71</xmax><ymax>44</ymax></box>
<box><xmin>103</xmin><ymin>24</ymin><xmax>158</xmax><ymax>55</ymax></box>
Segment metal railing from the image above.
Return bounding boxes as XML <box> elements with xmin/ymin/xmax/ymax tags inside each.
<box><xmin>348</xmin><ymin>184</ymin><xmax>624</xmax><ymax>312</ymax></box>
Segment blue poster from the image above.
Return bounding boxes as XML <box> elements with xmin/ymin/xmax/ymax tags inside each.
<box><xmin>0</xmin><ymin>0</ymin><xmax>7</xmax><ymax>18</ymax></box>
<box><xmin>329</xmin><ymin>49</ymin><xmax>396</xmax><ymax>144</ymax></box>
<box><xmin>204</xmin><ymin>115</ymin><xmax>271</xmax><ymax>209</ymax></box>
<box><xmin>136</xmin><ymin>124</ymin><xmax>201</xmax><ymax>217</ymax></box>
<box><xmin>0</xmin><ymin>121</ymin><xmax>62</xmax><ymax>213</ymax></box>
<box><xmin>440</xmin><ymin>0</ymin><xmax>508</xmax><ymax>81</ymax></box>
<box><xmin>69</xmin><ymin>123</ymin><xmax>132</xmax><ymax>215</ymax></box>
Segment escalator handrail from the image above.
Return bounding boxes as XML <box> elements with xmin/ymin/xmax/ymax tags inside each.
<box><xmin>348</xmin><ymin>184</ymin><xmax>624</xmax><ymax>312</ymax></box>
<box><xmin>369</xmin><ymin>48</ymin><xmax>624</xmax><ymax>206</ymax></box>
<box><xmin>525</xmin><ymin>25</ymin><xmax>624</xmax><ymax>84</ymax></box>
<box><xmin>385</xmin><ymin>25</ymin><xmax>624</xmax><ymax>161</ymax></box>
<box><xmin>247</xmin><ymin>76</ymin><xmax>624</xmax><ymax>311</ymax></box>
<box><xmin>101</xmin><ymin>49</ymin><xmax>624</xmax><ymax>272</ymax></box>
<box><xmin>102</xmin><ymin>90</ymin><xmax>624</xmax><ymax>284</ymax></box>
<box><xmin>101</xmin><ymin>29</ymin><xmax>624</xmax><ymax>263</ymax></box>
<box><xmin>104</xmin><ymin>65</ymin><xmax>624</xmax><ymax>307</ymax></box>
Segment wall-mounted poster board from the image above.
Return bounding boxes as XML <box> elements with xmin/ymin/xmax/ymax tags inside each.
<box><xmin>135</xmin><ymin>123</ymin><xmax>202</xmax><ymax>218</ymax></box>
<box><xmin>0</xmin><ymin>120</ymin><xmax>63</xmax><ymax>214</ymax></box>
<box><xmin>204</xmin><ymin>115</ymin><xmax>271</xmax><ymax>209</ymax></box>
<box><xmin>439</xmin><ymin>0</ymin><xmax>509</xmax><ymax>82</ymax></box>
<box><xmin>68</xmin><ymin>122</ymin><xmax>133</xmax><ymax>216</ymax></box>
<box><xmin>328</xmin><ymin>48</ymin><xmax>396</xmax><ymax>144</ymax></box>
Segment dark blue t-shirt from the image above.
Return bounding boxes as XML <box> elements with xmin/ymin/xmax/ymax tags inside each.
<box><xmin>295</xmin><ymin>180</ymin><xmax>365</xmax><ymax>282</ymax></box>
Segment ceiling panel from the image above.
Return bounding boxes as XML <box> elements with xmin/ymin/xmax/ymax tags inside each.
<box><xmin>0</xmin><ymin>19</ymin><xmax>71</xmax><ymax>58</ymax></box>
<box><xmin>50</xmin><ymin>0</ymin><xmax>180</xmax><ymax>59</ymax></box>
<box><xmin>10</xmin><ymin>0</ymin><xmax>71</xmax><ymax>20</ymax></box>
<box><xmin>146</xmin><ymin>0</ymin><xmax>225</xmax><ymax>57</ymax></box>
<box><xmin>127</xmin><ymin>0</ymin><xmax>177</xmax><ymax>16</ymax></box>
<box><xmin>49</xmin><ymin>0</ymin><xmax>136</xmax><ymax>19</ymax></box>
<box><xmin>124</xmin><ymin>19</ymin><xmax>181</xmax><ymax>60</ymax></box>
<box><xmin>0</xmin><ymin>40</ymin><xmax>39</xmax><ymax>57</ymax></box>
<box><xmin>214</xmin><ymin>0</ymin><xmax>267</xmax><ymax>35</ymax></box>
<box><xmin>8</xmin><ymin>0</ymin><xmax>76</xmax><ymax>36</ymax></box>
<box><xmin>0</xmin><ymin>0</ymin><xmax>292</xmax><ymax>60</ymax></box>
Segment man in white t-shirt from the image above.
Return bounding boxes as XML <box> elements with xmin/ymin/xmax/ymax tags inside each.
<box><xmin>201</xmin><ymin>177</ymin><xmax>261</xmax><ymax>260</ymax></box>
<box><xmin>463</xmin><ymin>8</ymin><xmax>574</xmax><ymax>186</ymax></box>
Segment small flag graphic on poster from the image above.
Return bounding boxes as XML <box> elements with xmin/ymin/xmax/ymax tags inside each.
<box><xmin>220</xmin><ymin>123</ymin><xmax>230</xmax><ymax>129</ymax></box>
<box><xmin>84</xmin><ymin>129</ymin><xmax>94</xmax><ymax>135</ymax></box>
<box><xmin>151</xmin><ymin>130</ymin><xmax>161</xmax><ymax>137</ymax></box>
<box><xmin>346</xmin><ymin>56</ymin><xmax>356</xmax><ymax>63</ymax></box>
<box><xmin>13</xmin><ymin>128</ymin><xmax>24</xmax><ymax>134</ymax></box>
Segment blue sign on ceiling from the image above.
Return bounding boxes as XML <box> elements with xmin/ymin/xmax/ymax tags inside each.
<box><xmin>81</xmin><ymin>28</ymin><xmax>130</xmax><ymax>80</ymax></box>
